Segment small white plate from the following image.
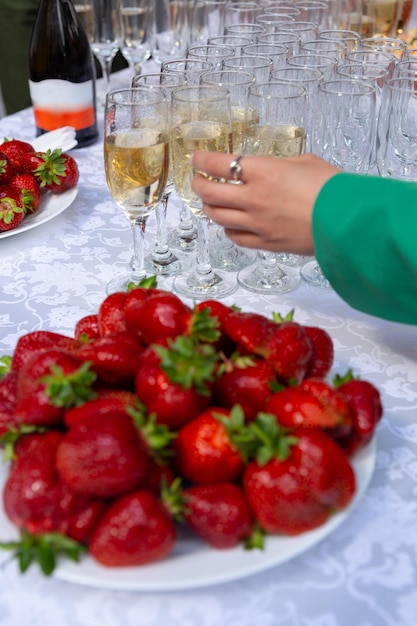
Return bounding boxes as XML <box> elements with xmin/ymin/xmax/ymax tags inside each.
<box><xmin>0</xmin><ymin>439</ymin><xmax>376</xmax><ymax>591</ymax></box>
<box><xmin>0</xmin><ymin>186</ymin><xmax>78</xmax><ymax>240</ymax></box>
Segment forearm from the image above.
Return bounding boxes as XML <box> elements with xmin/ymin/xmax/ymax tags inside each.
<box><xmin>313</xmin><ymin>173</ymin><xmax>417</xmax><ymax>325</ymax></box>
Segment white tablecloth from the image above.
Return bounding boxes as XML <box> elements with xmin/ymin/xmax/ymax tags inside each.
<box><xmin>0</xmin><ymin>73</ymin><xmax>416</xmax><ymax>626</ymax></box>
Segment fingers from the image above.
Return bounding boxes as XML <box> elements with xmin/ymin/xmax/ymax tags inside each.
<box><xmin>192</xmin><ymin>151</ymin><xmax>247</xmax><ymax>182</ymax></box>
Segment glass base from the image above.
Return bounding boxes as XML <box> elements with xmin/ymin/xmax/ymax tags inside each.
<box><xmin>173</xmin><ymin>268</ymin><xmax>237</xmax><ymax>300</ymax></box>
<box><xmin>167</xmin><ymin>226</ymin><xmax>198</xmax><ymax>253</ymax></box>
<box><xmin>145</xmin><ymin>250</ymin><xmax>183</xmax><ymax>277</ymax></box>
<box><xmin>276</xmin><ymin>253</ymin><xmax>310</xmax><ymax>268</ymax></box>
<box><xmin>300</xmin><ymin>259</ymin><xmax>331</xmax><ymax>289</ymax></box>
<box><xmin>237</xmin><ymin>262</ymin><xmax>300</xmax><ymax>294</ymax></box>
<box><xmin>106</xmin><ymin>273</ymin><xmax>141</xmax><ymax>295</ymax></box>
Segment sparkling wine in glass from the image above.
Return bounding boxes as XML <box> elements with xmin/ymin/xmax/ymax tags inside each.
<box><xmin>91</xmin><ymin>0</ymin><xmax>122</xmax><ymax>104</ymax></box>
<box><xmin>104</xmin><ymin>87</ymin><xmax>169</xmax><ymax>293</ymax></box>
<box><xmin>170</xmin><ymin>85</ymin><xmax>237</xmax><ymax>299</ymax></box>
<box><xmin>119</xmin><ymin>0</ymin><xmax>155</xmax><ymax>75</ymax></box>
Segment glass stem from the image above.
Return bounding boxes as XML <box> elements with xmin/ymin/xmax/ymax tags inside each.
<box><xmin>130</xmin><ymin>217</ymin><xmax>147</xmax><ymax>283</ymax></box>
<box><xmin>194</xmin><ymin>215</ymin><xmax>216</xmax><ymax>287</ymax></box>
<box><xmin>152</xmin><ymin>193</ymin><xmax>171</xmax><ymax>260</ymax></box>
<box><xmin>258</xmin><ymin>251</ymin><xmax>285</xmax><ymax>286</ymax></box>
<box><xmin>176</xmin><ymin>201</ymin><xmax>197</xmax><ymax>243</ymax></box>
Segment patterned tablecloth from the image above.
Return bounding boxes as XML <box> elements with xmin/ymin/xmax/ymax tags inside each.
<box><xmin>0</xmin><ymin>71</ymin><xmax>416</xmax><ymax>626</ymax></box>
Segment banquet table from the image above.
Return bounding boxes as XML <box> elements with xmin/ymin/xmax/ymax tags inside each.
<box><xmin>0</xmin><ymin>68</ymin><xmax>417</xmax><ymax>626</ymax></box>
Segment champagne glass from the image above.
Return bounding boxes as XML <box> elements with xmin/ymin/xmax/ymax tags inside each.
<box><xmin>170</xmin><ymin>85</ymin><xmax>238</xmax><ymax>299</ymax></box>
<box><xmin>200</xmin><ymin>69</ymin><xmax>257</xmax><ymax>271</ymax></box>
<box><xmin>187</xmin><ymin>44</ymin><xmax>236</xmax><ymax>70</ymax></box>
<box><xmin>224</xmin><ymin>1</ymin><xmax>263</xmax><ymax>26</ymax></box>
<box><xmin>162</xmin><ymin>59</ymin><xmax>215</xmax><ymax>253</ymax></box>
<box><xmin>302</xmin><ymin>78</ymin><xmax>376</xmax><ymax>288</ymax></box>
<box><xmin>274</xmin><ymin>19</ymin><xmax>319</xmax><ymax>42</ymax></box>
<box><xmin>91</xmin><ymin>0</ymin><xmax>122</xmax><ymax>104</ymax></box>
<box><xmin>242</xmin><ymin>42</ymin><xmax>289</xmax><ymax>69</ymax></box>
<box><xmin>237</xmin><ymin>81</ymin><xmax>307</xmax><ymax>295</ymax></box>
<box><xmin>189</xmin><ymin>0</ymin><xmax>228</xmax><ymax>45</ymax></box>
<box><xmin>224</xmin><ymin>22</ymin><xmax>267</xmax><ymax>41</ymax></box>
<box><xmin>318</xmin><ymin>28</ymin><xmax>361</xmax><ymax>52</ymax></box>
<box><xmin>119</xmin><ymin>0</ymin><xmax>155</xmax><ymax>75</ymax></box>
<box><xmin>376</xmin><ymin>76</ymin><xmax>417</xmax><ymax>180</ymax></box>
<box><xmin>104</xmin><ymin>87</ymin><xmax>169</xmax><ymax>293</ymax></box>
<box><xmin>361</xmin><ymin>0</ymin><xmax>403</xmax><ymax>37</ymax></box>
<box><xmin>258</xmin><ymin>31</ymin><xmax>302</xmax><ymax>55</ymax></box>
<box><xmin>132</xmin><ymin>71</ymin><xmax>186</xmax><ymax>276</ymax></box>
<box><xmin>152</xmin><ymin>0</ymin><xmax>189</xmax><ymax>64</ymax></box>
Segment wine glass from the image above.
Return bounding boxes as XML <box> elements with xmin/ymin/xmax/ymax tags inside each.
<box><xmin>236</xmin><ymin>81</ymin><xmax>308</xmax><ymax>295</ymax></box>
<box><xmin>361</xmin><ymin>0</ymin><xmax>403</xmax><ymax>38</ymax></box>
<box><xmin>301</xmin><ymin>78</ymin><xmax>376</xmax><ymax>288</ymax></box>
<box><xmin>104</xmin><ymin>87</ymin><xmax>169</xmax><ymax>293</ymax></box>
<box><xmin>90</xmin><ymin>0</ymin><xmax>122</xmax><ymax>105</ymax></box>
<box><xmin>152</xmin><ymin>0</ymin><xmax>189</xmax><ymax>64</ymax></box>
<box><xmin>161</xmin><ymin>59</ymin><xmax>215</xmax><ymax>253</ymax></box>
<box><xmin>376</xmin><ymin>76</ymin><xmax>417</xmax><ymax>181</ymax></box>
<box><xmin>200</xmin><ymin>69</ymin><xmax>257</xmax><ymax>271</ymax></box>
<box><xmin>131</xmin><ymin>71</ymin><xmax>186</xmax><ymax>276</ymax></box>
<box><xmin>170</xmin><ymin>85</ymin><xmax>238</xmax><ymax>299</ymax></box>
<box><xmin>224</xmin><ymin>1</ymin><xmax>263</xmax><ymax>26</ymax></box>
<box><xmin>189</xmin><ymin>0</ymin><xmax>228</xmax><ymax>46</ymax></box>
<box><xmin>119</xmin><ymin>0</ymin><xmax>155</xmax><ymax>76</ymax></box>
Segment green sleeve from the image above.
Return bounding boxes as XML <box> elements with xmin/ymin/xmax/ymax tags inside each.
<box><xmin>312</xmin><ymin>172</ymin><xmax>417</xmax><ymax>325</ymax></box>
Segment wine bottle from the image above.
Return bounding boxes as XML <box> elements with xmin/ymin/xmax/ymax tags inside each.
<box><xmin>28</xmin><ymin>0</ymin><xmax>98</xmax><ymax>148</ymax></box>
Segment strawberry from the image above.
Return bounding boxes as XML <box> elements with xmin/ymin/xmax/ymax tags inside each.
<box><xmin>13</xmin><ymin>348</ymin><xmax>97</xmax><ymax>426</ymax></box>
<box><xmin>0</xmin><ymin>150</ymin><xmax>16</xmax><ymax>184</ymax></box>
<box><xmin>170</xmin><ymin>481</ymin><xmax>254</xmax><ymax>549</ymax></box>
<box><xmin>125</xmin><ymin>290</ymin><xmax>220</xmax><ymax>346</ymax></box>
<box><xmin>74</xmin><ymin>314</ymin><xmax>100</xmax><ymax>340</ymax></box>
<box><xmin>265</xmin><ymin>378</ymin><xmax>353</xmax><ymax>437</ymax></box>
<box><xmin>223</xmin><ymin>310</ymin><xmax>312</xmax><ymax>383</ymax></box>
<box><xmin>56</xmin><ymin>406</ymin><xmax>152</xmax><ymax>498</ymax></box>
<box><xmin>31</xmin><ymin>149</ymin><xmax>79</xmax><ymax>193</ymax></box>
<box><xmin>195</xmin><ymin>299</ymin><xmax>237</xmax><ymax>354</ymax></box>
<box><xmin>3</xmin><ymin>431</ymin><xmax>104</xmax><ymax>541</ymax></box>
<box><xmin>11</xmin><ymin>330</ymin><xmax>81</xmax><ymax>372</ymax></box>
<box><xmin>303</xmin><ymin>326</ymin><xmax>334</xmax><ymax>379</ymax></box>
<box><xmin>135</xmin><ymin>337</ymin><xmax>217</xmax><ymax>429</ymax></box>
<box><xmin>0</xmin><ymin>138</ymin><xmax>35</xmax><ymax>170</ymax></box>
<box><xmin>173</xmin><ymin>406</ymin><xmax>245</xmax><ymax>485</ymax></box>
<box><xmin>9</xmin><ymin>173</ymin><xmax>42</xmax><ymax>214</ymax></box>
<box><xmin>73</xmin><ymin>331</ymin><xmax>145</xmax><ymax>388</ymax></box>
<box><xmin>98</xmin><ymin>291</ymin><xmax>128</xmax><ymax>336</ymax></box>
<box><xmin>241</xmin><ymin>415</ymin><xmax>356</xmax><ymax>535</ymax></box>
<box><xmin>0</xmin><ymin>186</ymin><xmax>25</xmax><ymax>231</ymax></box>
<box><xmin>335</xmin><ymin>371</ymin><xmax>383</xmax><ymax>456</ymax></box>
<box><xmin>0</xmin><ymin>369</ymin><xmax>19</xmax><ymax>439</ymax></box>
<box><xmin>18</xmin><ymin>150</ymin><xmax>46</xmax><ymax>175</ymax></box>
<box><xmin>214</xmin><ymin>353</ymin><xmax>278</xmax><ymax>421</ymax></box>
<box><xmin>88</xmin><ymin>490</ymin><xmax>177</xmax><ymax>567</ymax></box>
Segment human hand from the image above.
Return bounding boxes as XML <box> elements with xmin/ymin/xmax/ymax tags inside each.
<box><xmin>191</xmin><ymin>152</ymin><xmax>340</xmax><ymax>255</ymax></box>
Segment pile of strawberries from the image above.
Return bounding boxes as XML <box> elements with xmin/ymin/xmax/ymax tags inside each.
<box><xmin>0</xmin><ymin>138</ymin><xmax>79</xmax><ymax>232</ymax></box>
<box><xmin>0</xmin><ymin>281</ymin><xmax>383</xmax><ymax>575</ymax></box>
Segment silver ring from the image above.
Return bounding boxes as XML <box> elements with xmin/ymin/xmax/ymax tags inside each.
<box><xmin>229</xmin><ymin>155</ymin><xmax>243</xmax><ymax>182</ymax></box>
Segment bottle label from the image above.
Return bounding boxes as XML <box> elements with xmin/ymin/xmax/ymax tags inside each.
<box><xmin>29</xmin><ymin>79</ymin><xmax>96</xmax><ymax>132</ymax></box>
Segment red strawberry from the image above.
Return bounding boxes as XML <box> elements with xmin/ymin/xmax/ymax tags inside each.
<box><xmin>11</xmin><ymin>330</ymin><xmax>80</xmax><ymax>372</ymax></box>
<box><xmin>0</xmin><ymin>186</ymin><xmax>25</xmax><ymax>231</ymax></box>
<box><xmin>74</xmin><ymin>314</ymin><xmax>100</xmax><ymax>340</ymax></box>
<box><xmin>9</xmin><ymin>173</ymin><xmax>42</xmax><ymax>214</ymax></box>
<box><xmin>0</xmin><ymin>139</ymin><xmax>35</xmax><ymax>170</ymax></box>
<box><xmin>3</xmin><ymin>431</ymin><xmax>104</xmax><ymax>541</ymax></box>
<box><xmin>335</xmin><ymin>372</ymin><xmax>383</xmax><ymax>455</ymax></box>
<box><xmin>88</xmin><ymin>490</ymin><xmax>176</xmax><ymax>567</ymax></box>
<box><xmin>13</xmin><ymin>348</ymin><xmax>97</xmax><ymax>426</ymax></box>
<box><xmin>223</xmin><ymin>310</ymin><xmax>312</xmax><ymax>383</ymax></box>
<box><xmin>242</xmin><ymin>416</ymin><xmax>356</xmax><ymax>535</ymax></box>
<box><xmin>214</xmin><ymin>354</ymin><xmax>278</xmax><ymax>421</ymax></box>
<box><xmin>173</xmin><ymin>406</ymin><xmax>244</xmax><ymax>485</ymax></box>
<box><xmin>18</xmin><ymin>150</ymin><xmax>46</xmax><ymax>174</ymax></box>
<box><xmin>74</xmin><ymin>331</ymin><xmax>145</xmax><ymax>387</ymax></box>
<box><xmin>265</xmin><ymin>378</ymin><xmax>352</xmax><ymax>437</ymax></box>
<box><xmin>0</xmin><ymin>369</ymin><xmax>19</xmax><ymax>438</ymax></box>
<box><xmin>32</xmin><ymin>149</ymin><xmax>79</xmax><ymax>193</ymax></box>
<box><xmin>135</xmin><ymin>337</ymin><xmax>217</xmax><ymax>429</ymax></box>
<box><xmin>56</xmin><ymin>406</ymin><xmax>152</xmax><ymax>498</ymax></box>
<box><xmin>195</xmin><ymin>299</ymin><xmax>236</xmax><ymax>354</ymax></box>
<box><xmin>181</xmin><ymin>482</ymin><xmax>254</xmax><ymax>549</ymax></box>
<box><xmin>98</xmin><ymin>291</ymin><xmax>128</xmax><ymax>336</ymax></box>
<box><xmin>0</xmin><ymin>150</ymin><xmax>16</xmax><ymax>184</ymax></box>
<box><xmin>303</xmin><ymin>326</ymin><xmax>334</xmax><ymax>379</ymax></box>
<box><xmin>64</xmin><ymin>389</ymin><xmax>137</xmax><ymax>427</ymax></box>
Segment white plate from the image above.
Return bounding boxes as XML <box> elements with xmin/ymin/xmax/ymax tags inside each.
<box><xmin>0</xmin><ymin>186</ymin><xmax>78</xmax><ymax>240</ymax></box>
<box><xmin>0</xmin><ymin>439</ymin><xmax>376</xmax><ymax>591</ymax></box>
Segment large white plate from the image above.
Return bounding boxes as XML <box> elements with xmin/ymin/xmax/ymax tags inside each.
<box><xmin>0</xmin><ymin>186</ymin><xmax>78</xmax><ymax>240</ymax></box>
<box><xmin>0</xmin><ymin>439</ymin><xmax>376</xmax><ymax>591</ymax></box>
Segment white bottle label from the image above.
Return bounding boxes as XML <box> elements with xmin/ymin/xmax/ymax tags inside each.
<box><xmin>29</xmin><ymin>79</ymin><xmax>95</xmax><ymax>131</ymax></box>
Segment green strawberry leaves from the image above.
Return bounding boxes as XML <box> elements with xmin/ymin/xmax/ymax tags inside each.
<box><xmin>0</xmin><ymin>530</ymin><xmax>86</xmax><ymax>576</ymax></box>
